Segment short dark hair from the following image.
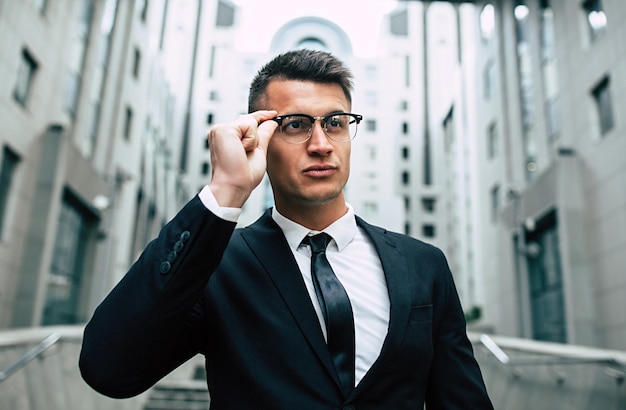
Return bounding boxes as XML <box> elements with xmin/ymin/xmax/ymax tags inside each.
<box><xmin>248</xmin><ymin>49</ymin><xmax>354</xmax><ymax>112</ymax></box>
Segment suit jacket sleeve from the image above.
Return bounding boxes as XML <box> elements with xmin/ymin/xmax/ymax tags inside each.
<box><xmin>425</xmin><ymin>248</ymin><xmax>493</xmax><ymax>409</ymax></box>
<box><xmin>79</xmin><ymin>196</ymin><xmax>235</xmax><ymax>398</ymax></box>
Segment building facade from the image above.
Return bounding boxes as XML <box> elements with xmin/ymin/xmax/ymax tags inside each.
<box><xmin>0</xmin><ymin>0</ymin><xmax>197</xmax><ymax>328</ymax></box>
<box><xmin>427</xmin><ymin>0</ymin><xmax>625</xmax><ymax>350</ymax></box>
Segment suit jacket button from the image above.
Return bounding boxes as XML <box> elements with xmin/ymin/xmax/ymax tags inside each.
<box><xmin>160</xmin><ymin>261</ymin><xmax>171</xmax><ymax>274</ymax></box>
<box><xmin>180</xmin><ymin>231</ymin><xmax>190</xmax><ymax>242</ymax></box>
<box><xmin>167</xmin><ymin>251</ymin><xmax>177</xmax><ymax>263</ymax></box>
<box><xmin>174</xmin><ymin>240</ymin><xmax>184</xmax><ymax>252</ymax></box>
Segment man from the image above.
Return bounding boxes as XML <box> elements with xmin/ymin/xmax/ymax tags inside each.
<box><xmin>80</xmin><ymin>49</ymin><xmax>493</xmax><ymax>409</ymax></box>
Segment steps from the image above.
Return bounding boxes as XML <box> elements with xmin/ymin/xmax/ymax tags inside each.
<box><xmin>143</xmin><ymin>379</ymin><xmax>210</xmax><ymax>410</ymax></box>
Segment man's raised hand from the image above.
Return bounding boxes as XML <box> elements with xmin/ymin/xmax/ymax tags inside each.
<box><xmin>207</xmin><ymin>110</ymin><xmax>278</xmax><ymax>208</ymax></box>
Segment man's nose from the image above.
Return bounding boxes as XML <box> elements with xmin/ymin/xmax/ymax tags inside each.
<box><xmin>307</xmin><ymin>121</ymin><xmax>333</xmax><ymax>153</ymax></box>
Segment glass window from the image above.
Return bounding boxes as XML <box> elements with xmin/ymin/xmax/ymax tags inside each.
<box><xmin>42</xmin><ymin>193</ymin><xmax>94</xmax><ymax>325</ymax></box>
<box><xmin>123</xmin><ymin>106</ymin><xmax>133</xmax><ymax>140</ymax></box>
<box><xmin>216</xmin><ymin>0</ymin><xmax>235</xmax><ymax>27</ymax></box>
<box><xmin>14</xmin><ymin>49</ymin><xmax>38</xmax><ymax>107</ymax></box>
<box><xmin>138</xmin><ymin>0</ymin><xmax>148</xmax><ymax>22</ymax></box>
<box><xmin>491</xmin><ymin>185</ymin><xmax>500</xmax><ymax>222</ymax></box>
<box><xmin>487</xmin><ymin>123</ymin><xmax>497</xmax><ymax>158</ymax></box>
<box><xmin>0</xmin><ymin>146</ymin><xmax>20</xmax><ymax>236</ymax></box>
<box><xmin>366</xmin><ymin>119</ymin><xmax>377</xmax><ymax>132</ymax></box>
<box><xmin>422</xmin><ymin>224</ymin><xmax>436</xmax><ymax>238</ymax></box>
<box><xmin>132</xmin><ymin>47</ymin><xmax>141</xmax><ymax>78</ymax></box>
<box><xmin>366</xmin><ymin>91</ymin><xmax>378</xmax><ymax>107</ymax></box>
<box><xmin>591</xmin><ymin>76</ymin><xmax>614</xmax><ymax>136</ymax></box>
<box><xmin>401</xmin><ymin>171</ymin><xmax>410</xmax><ymax>185</ymax></box>
<box><xmin>365</xmin><ymin>65</ymin><xmax>377</xmax><ymax>81</ymax></box>
<box><xmin>483</xmin><ymin>60</ymin><xmax>496</xmax><ymax>100</ymax></box>
<box><xmin>582</xmin><ymin>0</ymin><xmax>607</xmax><ymax>41</ymax></box>
<box><xmin>422</xmin><ymin>197</ymin><xmax>436</xmax><ymax>213</ymax></box>
<box><xmin>401</xmin><ymin>146</ymin><xmax>409</xmax><ymax>159</ymax></box>
<box><xmin>480</xmin><ymin>4</ymin><xmax>496</xmax><ymax>40</ymax></box>
<box><xmin>390</xmin><ymin>9</ymin><xmax>409</xmax><ymax>36</ymax></box>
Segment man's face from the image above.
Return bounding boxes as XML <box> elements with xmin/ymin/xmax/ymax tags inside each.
<box><xmin>265</xmin><ymin>79</ymin><xmax>352</xmax><ymax>214</ymax></box>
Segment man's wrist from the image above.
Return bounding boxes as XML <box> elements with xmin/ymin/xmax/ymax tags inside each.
<box><xmin>198</xmin><ymin>185</ymin><xmax>242</xmax><ymax>222</ymax></box>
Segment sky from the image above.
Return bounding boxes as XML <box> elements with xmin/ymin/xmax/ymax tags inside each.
<box><xmin>230</xmin><ymin>0</ymin><xmax>402</xmax><ymax>57</ymax></box>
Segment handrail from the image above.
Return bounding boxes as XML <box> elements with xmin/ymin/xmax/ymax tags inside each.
<box><xmin>0</xmin><ymin>332</ymin><xmax>61</xmax><ymax>382</ymax></box>
<box><xmin>474</xmin><ymin>333</ymin><xmax>626</xmax><ymax>382</ymax></box>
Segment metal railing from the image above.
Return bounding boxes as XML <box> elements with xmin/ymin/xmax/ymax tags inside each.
<box><xmin>470</xmin><ymin>332</ymin><xmax>626</xmax><ymax>384</ymax></box>
<box><xmin>0</xmin><ymin>326</ymin><xmax>83</xmax><ymax>383</ymax></box>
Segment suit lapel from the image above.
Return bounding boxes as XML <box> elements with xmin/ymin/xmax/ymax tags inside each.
<box><xmin>350</xmin><ymin>217</ymin><xmax>412</xmax><ymax>398</ymax></box>
<box><xmin>240</xmin><ymin>210</ymin><xmax>341</xmax><ymax>388</ymax></box>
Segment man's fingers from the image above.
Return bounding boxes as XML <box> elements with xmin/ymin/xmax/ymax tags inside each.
<box><xmin>256</xmin><ymin>117</ymin><xmax>278</xmax><ymax>153</ymax></box>
<box><xmin>240</xmin><ymin>110</ymin><xmax>277</xmax><ymax>152</ymax></box>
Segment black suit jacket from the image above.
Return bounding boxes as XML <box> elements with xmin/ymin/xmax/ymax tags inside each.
<box><xmin>80</xmin><ymin>196</ymin><xmax>493</xmax><ymax>409</ymax></box>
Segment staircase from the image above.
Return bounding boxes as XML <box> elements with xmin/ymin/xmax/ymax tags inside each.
<box><xmin>143</xmin><ymin>379</ymin><xmax>210</xmax><ymax>410</ymax></box>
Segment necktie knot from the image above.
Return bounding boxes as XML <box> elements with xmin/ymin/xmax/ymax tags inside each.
<box><xmin>305</xmin><ymin>232</ymin><xmax>332</xmax><ymax>254</ymax></box>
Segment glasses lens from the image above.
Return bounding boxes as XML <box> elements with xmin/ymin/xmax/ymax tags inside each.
<box><xmin>279</xmin><ymin>115</ymin><xmax>313</xmax><ymax>143</ymax></box>
<box><xmin>325</xmin><ymin>114</ymin><xmax>358</xmax><ymax>142</ymax></box>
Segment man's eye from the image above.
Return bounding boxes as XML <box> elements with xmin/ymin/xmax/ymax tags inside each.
<box><xmin>285</xmin><ymin>120</ymin><xmax>303</xmax><ymax>129</ymax></box>
<box><xmin>327</xmin><ymin>117</ymin><xmax>344</xmax><ymax>129</ymax></box>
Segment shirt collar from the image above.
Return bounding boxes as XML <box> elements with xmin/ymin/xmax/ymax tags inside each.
<box><xmin>271</xmin><ymin>204</ymin><xmax>357</xmax><ymax>252</ymax></box>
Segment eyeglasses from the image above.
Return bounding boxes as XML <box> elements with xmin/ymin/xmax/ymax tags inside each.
<box><xmin>273</xmin><ymin>113</ymin><xmax>363</xmax><ymax>144</ymax></box>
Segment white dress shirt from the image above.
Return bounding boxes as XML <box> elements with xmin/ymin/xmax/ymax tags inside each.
<box><xmin>198</xmin><ymin>186</ymin><xmax>390</xmax><ymax>386</ymax></box>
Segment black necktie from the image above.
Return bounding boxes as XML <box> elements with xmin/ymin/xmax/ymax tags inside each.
<box><xmin>305</xmin><ymin>233</ymin><xmax>355</xmax><ymax>395</ymax></box>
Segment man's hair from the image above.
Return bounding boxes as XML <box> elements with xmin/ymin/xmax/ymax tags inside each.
<box><xmin>248</xmin><ymin>49</ymin><xmax>354</xmax><ymax>112</ymax></box>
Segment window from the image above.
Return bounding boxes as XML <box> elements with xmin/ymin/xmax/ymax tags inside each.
<box><xmin>216</xmin><ymin>0</ymin><xmax>235</xmax><ymax>27</ymax></box>
<box><xmin>582</xmin><ymin>0</ymin><xmax>607</xmax><ymax>41</ymax></box>
<box><xmin>365</xmin><ymin>119</ymin><xmax>377</xmax><ymax>132</ymax></box>
<box><xmin>139</xmin><ymin>0</ymin><xmax>148</xmax><ymax>22</ymax></box>
<box><xmin>14</xmin><ymin>49</ymin><xmax>38</xmax><ymax>107</ymax></box>
<box><xmin>201</xmin><ymin>162</ymin><xmax>210</xmax><ymax>175</ymax></box>
<box><xmin>591</xmin><ymin>76</ymin><xmax>614</xmax><ymax>136</ymax></box>
<box><xmin>545</xmin><ymin>97</ymin><xmax>560</xmax><ymax>140</ymax></box>
<box><xmin>422</xmin><ymin>224</ymin><xmax>436</xmax><ymax>238</ymax></box>
<box><xmin>539</xmin><ymin>0</ymin><xmax>555</xmax><ymax>62</ymax></box>
<box><xmin>404</xmin><ymin>222</ymin><xmax>411</xmax><ymax>236</ymax></box>
<box><xmin>366</xmin><ymin>145</ymin><xmax>377</xmax><ymax>160</ymax></box>
<box><xmin>487</xmin><ymin>122</ymin><xmax>498</xmax><ymax>159</ymax></box>
<box><xmin>404</xmin><ymin>195</ymin><xmax>411</xmax><ymax>211</ymax></box>
<box><xmin>365</xmin><ymin>65</ymin><xmax>377</xmax><ymax>81</ymax></box>
<box><xmin>207</xmin><ymin>113</ymin><xmax>214</xmax><ymax>125</ymax></box>
<box><xmin>399</xmin><ymin>100</ymin><xmax>408</xmax><ymax>111</ymax></box>
<box><xmin>421</xmin><ymin>197</ymin><xmax>436</xmax><ymax>213</ymax></box>
<box><xmin>365</xmin><ymin>91</ymin><xmax>378</xmax><ymax>107</ymax></box>
<box><xmin>490</xmin><ymin>185</ymin><xmax>500</xmax><ymax>222</ymax></box>
<box><xmin>42</xmin><ymin>191</ymin><xmax>95</xmax><ymax>325</ymax></box>
<box><xmin>401</xmin><ymin>146</ymin><xmax>409</xmax><ymax>159</ymax></box>
<box><xmin>402</xmin><ymin>122</ymin><xmax>409</xmax><ymax>134</ymax></box>
<box><xmin>480</xmin><ymin>4</ymin><xmax>496</xmax><ymax>40</ymax></box>
<box><xmin>0</xmin><ymin>146</ymin><xmax>20</xmax><ymax>236</ymax></box>
<box><xmin>483</xmin><ymin>60</ymin><xmax>495</xmax><ymax>100</ymax></box>
<box><xmin>132</xmin><ymin>47</ymin><xmax>141</xmax><ymax>78</ymax></box>
<box><xmin>390</xmin><ymin>9</ymin><xmax>409</xmax><ymax>36</ymax></box>
<box><xmin>401</xmin><ymin>171</ymin><xmax>410</xmax><ymax>185</ymax></box>
<box><xmin>123</xmin><ymin>106</ymin><xmax>133</xmax><ymax>140</ymax></box>
<box><xmin>204</xmin><ymin>138</ymin><xmax>210</xmax><ymax>150</ymax></box>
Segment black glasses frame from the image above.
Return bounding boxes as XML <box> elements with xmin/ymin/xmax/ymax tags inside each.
<box><xmin>273</xmin><ymin>112</ymin><xmax>363</xmax><ymax>144</ymax></box>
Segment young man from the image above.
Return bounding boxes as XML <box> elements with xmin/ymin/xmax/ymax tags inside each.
<box><xmin>80</xmin><ymin>49</ymin><xmax>493</xmax><ymax>409</ymax></box>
